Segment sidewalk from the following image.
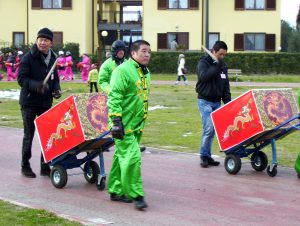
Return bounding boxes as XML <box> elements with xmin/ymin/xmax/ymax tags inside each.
<box><xmin>0</xmin><ymin>127</ymin><xmax>300</xmax><ymax>225</ymax></box>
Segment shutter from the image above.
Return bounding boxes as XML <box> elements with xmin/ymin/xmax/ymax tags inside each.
<box><xmin>266</xmin><ymin>0</ymin><xmax>276</xmax><ymax>10</ymax></box>
<box><xmin>32</xmin><ymin>0</ymin><xmax>41</xmax><ymax>9</ymax></box>
<box><xmin>158</xmin><ymin>0</ymin><xmax>167</xmax><ymax>9</ymax></box>
<box><xmin>265</xmin><ymin>34</ymin><xmax>275</xmax><ymax>51</ymax></box>
<box><xmin>189</xmin><ymin>0</ymin><xmax>199</xmax><ymax>9</ymax></box>
<box><xmin>234</xmin><ymin>34</ymin><xmax>244</xmax><ymax>51</ymax></box>
<box><xmin>157</xmin><ymin>33</ymin><xmax>167</xmax><ymax>49</ymax></box>
<box><xmin>62</xmin><ymin>0</ymin><xmax>72</xmax><ymax>9</ymax></box>
<box><xmin>178</xmin><ymin>33</ymin><xmax>189</xmax><ymax>49</ymax></box>
<box><xmin>235</xmin><ymin>0</ymin><xmax>244</xmax><ymax>10</ymax></box>
<box><xmin>53</xmin><ymin>32</ymin><xmax>63</xmax><ymax>45</ymax></box>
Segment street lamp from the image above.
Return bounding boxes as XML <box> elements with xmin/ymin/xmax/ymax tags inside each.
<box><xmin>101</xmin><ymin>30</ymin><xmax>108</xmax><ymax>56</ymax></box>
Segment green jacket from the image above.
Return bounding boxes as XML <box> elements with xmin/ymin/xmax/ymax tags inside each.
<box><xmin>88</xmin><ymin>69</ymin><xmax>98</xmax><ymax>82</ymax></box>
<box><xmin>98</xmin><ymin>58</ymin><xmax>126</xmax><ymax>94</ymax></box>
<box><xmin>108</xmin><ymin>58</ymin><xmax>150</xmax><ymax>133</ymax></box>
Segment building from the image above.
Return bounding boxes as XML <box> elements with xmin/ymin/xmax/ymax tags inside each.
<box><xmin>0</xmin><ymin>0</ymin><xmax>281</xmax><ymax>54</ymax></box>
<box><xmin>143</xmin><ymin>0</ymin><xmax>281</xmax><ymax>52</ymax></box>
<box><xmin>0</xmin><ymin>0</ymin><xmax>98</xmax><ymax>54</ymax></box>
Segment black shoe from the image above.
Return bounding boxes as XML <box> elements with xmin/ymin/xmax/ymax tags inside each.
<box><xmin>208</xmin><ymin>157</ymin><xmax>220</xmax><ymax>166</ymax></box>
<box><xmin>134</xmin><ymin>196</ymin><xmax>148</xmax><ymax>210</ymax></box>
<box><xmin>200</xmin><ymin>157</ymin><xmax>209</xmax><ymax>168</ymax></box>
<box><xmin>40</xmin><ymin>167</ymin><xmax>51</xmax><ymax>177</ymax></box>
<box><xmin>22</xmin><ymin>167</ymin><xmax>36</xmax><ymax>178</ymax></box>
<box><xmin>140</xmin><ymin>146</ymin><xmax>146</xmax><ymax>152</ymax></box>
<box><xmin>110</xmin><ymin>193</ymin><xmax>133</xmax><ymax>203</ymax></box>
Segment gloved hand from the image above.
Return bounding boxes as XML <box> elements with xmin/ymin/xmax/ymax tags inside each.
<box><xmin>111</xmin><ymin>117</ymin><xmax>124</xmax><ymax>140</ymax></box>
<box><xmin>52</xmin><ymin>90</ymin><xmax>62</xmax><ymax>99</ymax></box>
<box><xmin>36</xmin><ymin>82</ymin><xmax>49</xmax><ymax>94</ymax></box>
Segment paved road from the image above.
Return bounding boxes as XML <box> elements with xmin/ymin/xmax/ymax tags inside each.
<box><xmin>0</xmin><ymin>127</ymin><xmax>300</xmax><ymax>225</ymax></box>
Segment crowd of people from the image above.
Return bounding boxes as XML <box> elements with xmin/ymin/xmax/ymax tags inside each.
<box><xmin>0</xmin><ymin>50</ymin><xmax>24</xmax><ymax>81</ymax></box>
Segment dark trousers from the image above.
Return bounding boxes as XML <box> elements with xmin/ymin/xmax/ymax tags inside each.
<box><xmin>177</xmin><ymin>75</ymin><xmax>187</xmax><ymax>81</ymax></box>
<box><xmin>90</xmin><ymin>82</ymin><xmax>98</xmax><ymax>93</ymax></box>
<box><xmin>21</xmin><ymin>106</ymin><xmax>50</xmax><ymax>169</ymax></box>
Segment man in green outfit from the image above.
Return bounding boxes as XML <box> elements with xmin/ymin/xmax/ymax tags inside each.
<box><xmin>108</xmin><ymin>40</ymin><xmax>151</xmax><ymax>210</ymax></box>
<box><xmin>98</xmin><ymin>39</ymin><xmax>146</xmax><ymax>152</ymax></box>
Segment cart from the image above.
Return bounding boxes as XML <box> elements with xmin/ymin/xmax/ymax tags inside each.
<box><xmin>49</xmin><ymin>131</ymin><xmax>114</xmax><ymax>189</ymax></box>
<box><xmin>35</xmin><ymin>93</ymin><xmax>112</xmax><ymax>189</ymax></box>
<box><xmin>223</xmin><ymin>115</ymin><xmax>300</xmax><ymax>177</ymax></box>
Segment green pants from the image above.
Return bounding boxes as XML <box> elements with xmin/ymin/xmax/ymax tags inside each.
<box><xmin>108</xmin><ymin>132</ymin><xmax>144</xmax><ymax>199</ymax></box>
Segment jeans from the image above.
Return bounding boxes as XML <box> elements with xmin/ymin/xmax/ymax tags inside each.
<box><xmin>197</xmin><ymin>99</ymin><xmax>221</xmax><ymax>159</ymax></box>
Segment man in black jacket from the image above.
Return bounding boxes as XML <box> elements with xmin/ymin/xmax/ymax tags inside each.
<box><xmin>196</xmin><ymin>41</ymin><xmax>231</xmax><ymax>168</ymax></box>
<box><xmin>18</xmin><ymin>27</ymin><xmax>61</xmax><ymax>178</ymax></box>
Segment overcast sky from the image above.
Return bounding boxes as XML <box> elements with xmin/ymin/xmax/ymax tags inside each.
<box><xmin>281</xmin><ymin>0</ymin><xmax>300</xmax><ymax>27</ymax></box>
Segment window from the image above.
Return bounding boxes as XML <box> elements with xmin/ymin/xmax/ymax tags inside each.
<box><xmin>245</xmin><ymin>0</ymin><xmax>264</xmax><ymax>9</ymax></box>
<box><xmin>158</xmin><ymin>0</ymin><xmax>199</xmax><ymax>10</ymax></box>
<box><xmin>235</xmin><ymin>0</ymin><xmax>275</xmax><ymax>10</ymax></box>
<box><xmin>157</xmin><ymin>32</ymin><xmax>189</xmax><ymax>50</ymax></box>
<box><xmin>53</xmin><ymin>32</ymin><xmax>63</xmax><ymax>46</ymax></box>
<box><xmin>32</xmin><ymin>0</ymin><xmax>71</xmax><ymax>9</ymax></box>
<box><xmin>42</xmin><ymin>0</ymin><xmax>62</xmax><ymax>8</ymax></box>
<box><xmin>208</xmin><ymin>33</ymin><xmax>219</xmax><ymax>49</ymax></box>
<box><xmin>13</xmin><ymin>32</ymin><xmax>25</xmax><ymax>47</ymax></box>
<box><xmin>244</xmin><ymin>33</ymin><xmax>265</xmax><ymax>50</ymax></box>
<box><xmin>168</xmin><ymin>0</ymin><xmax>188</xmax><ymax>9</ymax></box>
<box><xmin>234</xmin><ymin>33</ymin><xmax>275</xmax><ymax>51</ymax></box>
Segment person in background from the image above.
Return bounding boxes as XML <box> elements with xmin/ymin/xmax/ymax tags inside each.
<box><xmin>14</xmin><ymin>50</ymin><xmax>24</xmax><ymax>78</ymax></box>
<box><xmin>196</xmin><ymin>41</ymin><xmax>231</xmax><ymax>168</ymax></box>
<box><xmin>5</xmin><ymin>51</ymin><xmax>16</xmax><ymax>81</ymax></box>
<box><xmin>64</xmin><ymin>51</ymin><xmax>74</xmax><ymax>80</ymax></box>
<box><xmin>107</xmin><ymin>40</ymin><xmax>151</xmax><ymax>210</ymax></box>
<box><xmin>170</xmin><ymin>38</ymin><xmax>178</xmax><ymax>50</ymax></box>
<box><xmin>88</xmin><ymin>64</ymin><xmax>99</xmax><ymax>93</ymax></box>
<box><xmin>175</xmin><ymin>54</ymin><xmax>188</xmax><ymax>85</ymax></box>
<box><xmin>98</xmin><ymin>40</ymin><xmax>126</xmax><ymax>94</ymax></box>
<box><xmin>57</xmin><ymin>51</ymin><xmax>66</xmax><ymax>80</ymax></box>
<box><xmin>79</xmin><ymin>54</ymin><xmax>90</xmax><ymax>83</ymax></box>
<box><xmin>17</xmin><ymin>27</ymin><xmax>61</xmax><ymax>178</ymax></box>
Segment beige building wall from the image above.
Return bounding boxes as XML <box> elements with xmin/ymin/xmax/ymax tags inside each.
<box><xmin>208</xmin><ymin>0</ymin><xmax>281</xmax><ymax>52</ymax></box>
<box><xmin>0</xmin><ymin>0</ymin><xmax>98</xmax><ymax>54</ymax></box>
<box><xmin>0</xmin><ymin>0</ymin><xmax>27</xmax><ymax>44</ymax></box>
<box><xmin>143</xmin><ymin>0</ymin><xmax>203</xmax><ymax>51</ymax></box>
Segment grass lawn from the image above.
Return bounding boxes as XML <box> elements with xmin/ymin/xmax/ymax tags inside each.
<box><xmin>0</xmin><ymin>200</ymin><xmax>81</xmax><ymax>225</ymax></box>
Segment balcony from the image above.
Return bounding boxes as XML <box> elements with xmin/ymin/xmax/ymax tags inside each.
<box><xmin>98</xmin><ymin>10</ymin><xmax>142</xmax><ymax>31</ymax></box>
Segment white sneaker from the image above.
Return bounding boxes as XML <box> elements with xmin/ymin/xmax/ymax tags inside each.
<box><xmin>175</xmin><ymin>81</ymin><xmax>179</xmax><ymax>85</ymax></box>
<box><xmin>184</xmin><ymin>80</ymin><xmax>189</xmax><ymax>85</ymax></box>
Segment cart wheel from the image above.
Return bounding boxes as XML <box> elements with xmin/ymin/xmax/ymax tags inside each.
<box><xmin>96</xmin><ymin>175</ymin><xmax>106</xmax><ymax>191</ymax></box>
<box><xmin>50</xmin><ymin>165</ymin><xmax>68</xmax><ymax>189</ymax></box>
<box><xmin>250</xmin><ymin>151</ymin><xmax>268</xmax><ymax>171</ymax></box>
<box><xmin>224</xmin><ymin>154</ymin><xmax>242</xmax><ymax>175</ymax></box>
<box><xmin>297</xmin><ymin>174</ymin><xmax>300</xmax><ymax>179</ymax></box>
<box><xmin>267</xmin><ymin>165</ymin><xmax>277</xmax><ymax>177</ymax></box>
<box><xmin>84</xmin><ymin>161</ymin><xmax>100</xmax><ymax>183</ymax></box>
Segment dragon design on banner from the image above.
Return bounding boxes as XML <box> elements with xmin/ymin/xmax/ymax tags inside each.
<box><xmin>222</xmin><ymin>99</ymin><xmax>254</xmax><ymax>141</ymax></box>
<box><xmin>45</xmin><ymin>105</ymin><xmax>76</xmax><ymax>151</ymax></box>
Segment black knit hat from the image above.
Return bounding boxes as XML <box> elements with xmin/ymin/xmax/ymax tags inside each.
<box><xmin>37</xmin><ymin>27</ymin><xmax>53</xmax><ymax>41</ymax></box>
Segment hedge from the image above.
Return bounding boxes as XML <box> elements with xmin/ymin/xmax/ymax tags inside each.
<box><xmin>148</xmin><ymin>52</ymin><xmax>300</xmax><ymax>75</ymax></box>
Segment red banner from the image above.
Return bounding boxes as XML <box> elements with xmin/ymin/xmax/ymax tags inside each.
<box><xmin>212</xmin><ymin>91</ymin><xmax>264</xmax><ymax>151</ymax></box>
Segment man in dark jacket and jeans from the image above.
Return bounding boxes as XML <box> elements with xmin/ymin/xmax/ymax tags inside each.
<box><xmin>196</xmin><ymin>41</ymin><xmax>231</xmax><ymax>168</ymax></box>
<box><xmin>18</xmin><ymin>27</ymin><xmax>61</xmax><ymax>178</ymax></box>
